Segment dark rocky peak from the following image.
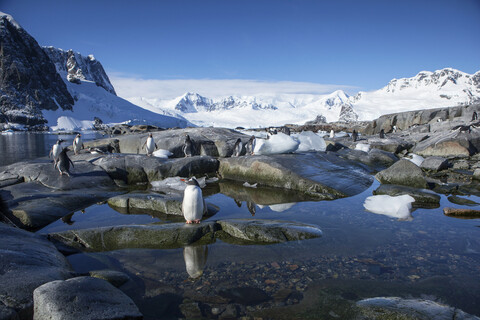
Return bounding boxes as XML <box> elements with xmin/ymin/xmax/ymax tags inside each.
<box><xmin>0</xmin><ymin>12</ymin><xmax>74</xmax><ymax>127</ymax></box>
<box><xmin>43</xmin><ymin>47</ymin><xmax>116</xmax><ymax>95</ymax></box>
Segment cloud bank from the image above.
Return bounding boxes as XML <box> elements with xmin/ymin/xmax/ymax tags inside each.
<box><xmin>109</xmin><ymin>73</ymin><xmax>357</xmax><ymax>100</ymax></box>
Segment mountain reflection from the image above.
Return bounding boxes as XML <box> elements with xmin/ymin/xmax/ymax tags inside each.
<box><xmin>183</xmin><ymin>245</ymin><xmax>208</xmax><ymax>279</ymax></box>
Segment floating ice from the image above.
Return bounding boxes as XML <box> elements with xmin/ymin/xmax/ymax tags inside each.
<box><xmin>293</xmin><ymin>131</ymin><xmax>326</xmax><ymax>152</ymax></box>
<box><xmin>404</xmin><ymin>153</ymin><xmax>425</xmax><ymax>166</ymax></box>
<box><xmin>355</xmin><ymin>143</ymin><xmax>371</xmax><ymax>152</ymax></box>
<box><xmin>269</xmin><ymin>202</ymin><xmax>297</xmax><ymax>212</ymax></box>
<box><xmin>254</xmin><ymin>132</ymin><xmax>299</xmax><ymax>155</ymax></box>
<box><xmin>363</xmin><ymin>194</ymin><xmax>415</xmax><ymax>220</ymax></box>
<box><xmin>153</xmin><ymin>149</ymin><xmax>173</xmax><ymax>159</ymax></box>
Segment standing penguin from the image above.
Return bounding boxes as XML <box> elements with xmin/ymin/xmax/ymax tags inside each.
<box><xmin>246</xmin><ymin>135</ymin><xmax>256</xmax><ymax>155</ymax></box>
<box><xmin>56</xmin><ymin>147</ymin><xmax>74</xmax><ymax>176</ymax></box>
<box><xmin>183</xmin><ymin>134</ymin><xmax>195</xmax><ymax>157</ymax></box>
<box><xmin>73</xmin><ymin>134</ymin><xmax>84</xmax><ymax>155</ymax></box>
<box><xmin>49</xmin><ymin>139</ymin><xmax>64</xmax><ymax>168</ymax></box>
<box><xmin>379</xmin><ymin>129</ymin><xmax>385</xmax><ymax>139</ymax></box>
<box><xmin>352</xmin><ymin>130</ymin><xmax>358</xmax><ymax>142</ymax></box>
<box><xmin>182</xmin><ymin>177</ymin><xmax>207</xmax><ymax>224</ymax></box>
<box><xmin>330</xmin><ymin>130</ymin><xmax>335</xmax><ymax>138</ymax></box>
<box><xmin>233</xmin><ymin>138</ymin><xmax>242</xmax><ymax>157</ymax></box>
<box><xmin>142</xmin><ymin>133</ymin><xmax>157</xmax><ymax>156</ymax></box>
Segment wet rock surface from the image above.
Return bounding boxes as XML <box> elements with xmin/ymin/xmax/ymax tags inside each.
<box><xmin>375</xmin><ymin>159</ymin><xmax>428</xmax><ymax>188</ymax></box>
<box><xmin>33</xmin><ymin>276</ymin><xmax>142</xmax><ymax>320</ymax></box>
<box><xmin>373</xmin><ymin>184</ymin><xmax>440</xmax><ymax>208</ymax></box>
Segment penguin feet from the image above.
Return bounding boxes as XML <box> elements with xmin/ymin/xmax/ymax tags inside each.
<box><xmin>194</xmin><ymin>219</ymin><xmax>201</xmax><ymax>224</ymax></box>
<box><xmin>186</xmin><ymin>220</ymin><xmax>193</xmax><ymax>224</ymax></box>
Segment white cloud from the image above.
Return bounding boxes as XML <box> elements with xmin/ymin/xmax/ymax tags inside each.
<box><xmin>109</xmin><ymin>73</ymin><xmax>357</xmax><ymax>100</ymax></box>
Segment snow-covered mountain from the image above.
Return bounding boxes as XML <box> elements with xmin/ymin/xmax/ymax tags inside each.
<box><xmin>120</xmin><ymin>68</ymin><xmax>480</xmax><ymax>128</ymax></box>
<box><xmin>0</xmin><ymin>11</ymin><xmax>190</xmax><ymax>131</ymax></box>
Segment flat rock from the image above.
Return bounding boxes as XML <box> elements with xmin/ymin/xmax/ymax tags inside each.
<box><xmin>48</xmin><ymin>219</ymin><xmax>323</xmax><ymax>251</ymax></box>
<box><xmin>375</xmin><ymin>159</ymin><xmax>428</xmax><ymax>189</ymax></box>
<box><xmin>33</xmin><ymin>276</ymin><xmax>142</xmax><ymax>320</ymax></box>
<box><xmin>337</xmin><ymin>148</ymin><xmax>398</xmax><ymax>171</ymax></box>
<box><xmin>443</xmin><ymin>207</ymin><xmax>480</xmax><ymax>218</ymax></box>
<box><xmin>218</xmin><ymin>153</ymin><xmax>373</xmax><ymax>199</ymax></box>
<box><xmin>366</xmin><ymin>136</ymin><xmax>413</xmax><ymax>154</ymax></box>
<box><xmin>0</xmin><ymin>222</ymin><xmax>72</xmax><ymax>319</ymax></box>
<box><xmin>373</xmin><ymin>184</ymin><xmax>440</xmax><ymax>208</ymax></box>
<box><xmin>356</xmin><ymin>296</ymin><xmax>480</xmax><ymax>320</ymax></box>
<box><xmin>88</xmin><ymin>270</ymin><xmax>131</xmax><ymax>288</ymax></box>
<box><xmin>93</xmin><ymin>154</ymin><xmax>219</xmax><ymax>185</ymax></box>
<box><xmin>412</xmin><ymin>128</ymin><xmax>480</xmax><ymax>158</ymax></box>
<box><xmin>420</xmin><ymin>156</ymin><xmax>450</xmax><ymax>171</ymax></box>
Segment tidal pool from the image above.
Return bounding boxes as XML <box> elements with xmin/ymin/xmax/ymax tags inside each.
<box><xmin>37</xmin><ymin>179</ymin><xmax>480</xmax><ymax>319</ymax></box>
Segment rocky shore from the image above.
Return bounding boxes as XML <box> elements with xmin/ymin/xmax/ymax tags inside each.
<box><xmin>1</xmin><ymin>104</ymin><xmax>480</xmax><ymax>319</ymax></box>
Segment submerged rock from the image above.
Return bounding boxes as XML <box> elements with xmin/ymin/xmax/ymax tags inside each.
<box><xmin>443</xmin><ymin>207</ymin><xmax>480</xmax><ymax>218</ymax></box>
<box><xmin>0</xmin><ymin>222</ymin><xmax>72</xmax><ymax>319</ymax></box>
<box><xmin>33</xmin><ymin>277</ymin><xmax>142</xmax><ymax>320</ymax></box>
<box><xmin>373</xmin><ymin>184</ymin><xmax>440</xmax><ymax>208</ymax></box>
<box><xmin>219</xmin><ymin>153</ymin><xmax>373</xmax><ymax>200</ymax></box>
<box><xmin>48</xmin><ymin>219</ymin><xmax>323</xmax><ymax>251</ymax></box>
<box><xmin>375</xmin><ymin>159</ymin><xmax>428</xmax><ymax>189</ymax></box>
<box><xmin>356</xmin><ymin>296</ymin><xmax>480</xmax><ymax>320</ymax></box>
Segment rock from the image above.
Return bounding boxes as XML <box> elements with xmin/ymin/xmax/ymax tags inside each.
<box><xmin>219</xmin><ymin>287</ymin><xmax>271</xmax><ymax>305</ymax></box>
<box><xmin>412</xmin><ymin>129</ymin><xmax>480</xmax><ymax>157</ymax></box>
<box><xmin>337</xmin><ymin>148</ymin><xmax>398</xmax><ymax>170</ymax></box>
<box><xmin>366</xmin><ymin>136</ymin><xmax>413</xmax><ymax>154</ymax></box>
<box><xmin>219</xmin><ymin>304</ymin><xmax>240</xmax><ymax>319</ymax></box>
<box><xmin>420</xmin><ymin>156</ymin><xmax>450</xmax><ymax>171</ymax></box>
<box><xmin>474</xmin><ymin>168</ymin><xmax>480</xmax><ymax>180</ymax></box>
<box><xmin>217</xmin><ymin>219</ymin><xmax>323</xmax><ymax>244</ymax></box>
<box><xmin>48</xmin><ymin>219</ymin><xmax>323</xmax><ymax>251</ymax></box>
<box><xmin>93</xmin><ymin>154</ymin><xmax>219</xmax><ymax>185</ymax></box>
<box><xmin>0</xmin><ymin>222</ymin><xmax>72</xmax><ymax>318</ymax></box>
<box><xmin>356</xmin><ymin>296</ymin><xmax>480</xmax><ymax>320</ymax></box>
<box><xmin>375</xmin><ymin>159</ymin><xmax>428</xmax><ymax>189</ymax></box>
<box><xmin>88</xmin><ymin>270</ymin><xmax>131</xmax><ymax>288</ymax></box>
<box><xmin>218</xmin><ymin>153</ymin><xmax>373</xmax><ymax>199</ymax></box>
<box><xmin>443</xmin><ymin>207</ymin><xmax>480</xmax><ymax>218</ymax></box>
<box><xmin>373</xmin><ymin>184</ymin><xmax>440</xmax><ymax>208</ymax></box>
<box><xmin>179</xmin><ymin>301</ymin><xmax>203</xmax><ymax>319</ymax></box>
<box><xmin>33</xmin><ymin>277</ymin><xmax>142</xmax><ymax>320</ymax></box>
<box><xmin>447</xmin><ymin>195</ymin><xmax>479</xmax><ymax>206</ymax></box>
<box><xmin>453</xmin><ymin>160</ymin><xmax>470</xmax><ymax>170</ymax></box>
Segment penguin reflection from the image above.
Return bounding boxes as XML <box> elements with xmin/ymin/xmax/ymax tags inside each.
<box><xmin>183</xmin><ymin>245</ymin><xmax>208</xmax><ymax>279</ymax></box>
<box><xmin>61</xmin><ymin>212</ymin><xmax>75</xmax><ymax>225</ymax></box>
<box><xmin>247</xmin><ymin>201</ymin><xmax>256</xmax><ymax>216</ymax></box>
<box><xmin>233</xmin><ymin>198</ymin><xmax>242</xmax><ymax>208</ymax></box>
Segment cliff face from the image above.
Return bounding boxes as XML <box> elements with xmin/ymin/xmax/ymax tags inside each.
<box><xmin>43</xmin><ymin>47</ymin><xmax>116</xmax><ymax>95</ymax></box>
<box><xmin>0</xmin><ymin>12</ymin><xmax>74</xmax><ymax>127</ymax></box>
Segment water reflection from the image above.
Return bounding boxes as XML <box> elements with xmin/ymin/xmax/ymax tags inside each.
<box><xmin>183</xmin><ymin>245</ymin><xmax>208</xmax><ymax>279</ymax></box>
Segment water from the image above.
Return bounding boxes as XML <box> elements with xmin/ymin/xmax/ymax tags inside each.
<box><xmin>3</xmin><ymin>133</ymin><xmax>480</xmax><ymax>319</ymax></box>
<box><xmin>0</xmin><ymin>131</ymin><xmax>104</xmax><ymax>167</ymax></box>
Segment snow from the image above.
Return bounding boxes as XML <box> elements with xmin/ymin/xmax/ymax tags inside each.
<box><xmin>292</xmin><ymin>131</ymin><xmax>326</xmax><ymax>152</ymax></box>
<box><xmin>50</xmin><ymin>116</ymin><xmax>94</xmax><ymax>131</ymax></box>
<box><xmin>243</xmin><ymin>182</ymin><xmax>257</xmax><ymax>188</ymax></box>
<box><xmin>254</xmin><ymin>133</ymin><xmax>299</xmax><ymax>155</ymax></box>
<box><xmin>355</xmin><ymin>143</ymin><xmax>371</xmax><ymax>152</ymax></box>
<box><xmin>153</xmin><ymin>149</ymin><xmax>173</xmax><ymax>159</ymax></box>
<box><xmin>404</xmin><ymin>153</ymin><xmax>425</xmax><ymax>166</ymax></box>
<box><xmin>363</xmin><ymin>194</ymin><xmax>415</xmax><ymax>220</ymax></box>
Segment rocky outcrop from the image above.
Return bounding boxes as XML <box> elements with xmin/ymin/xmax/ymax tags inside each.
<box><xmin>48</xmin><ymin>219</ymin><xmax>323</xmax><ymax>251</ymax></box>
<box><xmin>33</xmin><ymin>277</ymin><xmax>142</xmax><ymax>320</ymax></box>
<box><xmin>219</xmin><ymin>153</ymin><xmax>373</xmax><ymax>199</ymax></box>
<box><xmin>0</xmin><ymin>12</ymin><xmax>74</xmax><ymax>127</ymax></box>
<box><xmin>43</xmin><ymin>47</ymin><xmax>116</xmax><ymax>95</ymax></box>
<box><xmin>0</xmin><ymin>222</ymin><xmax>72</xmax><ymax>319</ymax></box>
<box><xmin>375</xmin><ymin>159</ymin><xmax>428</xmax><ymax>189</ymax></box>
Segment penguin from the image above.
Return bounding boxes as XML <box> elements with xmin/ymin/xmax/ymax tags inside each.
<box><xmin>247</xmin><ymin>201</ymin><xmax>256</xmax><ymax>216</ymax></box>
<box><xmin>183</xmin><ymin>245</ymin><xmax>208</xmax><ymax>279</ymax></box>
<box><xmin>234</xmin><ymin>198</ymin><xmax>242</xmax><ymax>207</ymax></box>
<box><xmin>330</xmin><ymin>130</ymin><xmax>335</xmax><ymax>138</ymax></box>
<box><xmin>233</xmin><ymin>138</ymin><xmax>242</xmax><ymax>157</ymax></box>
<box><xmin>49</xmin><ymin>139</ymin><xmax>64</xmax><ymax>168</ymax></box>
<box><xmin>246</xmin><ymin>135</ymin><xmax>256</xmax><ymax>155</ymax></box>
<box><xmin>379</xmin><ymin>129</ymin><xmax>385</xmax><ymax>139</ymax></box>
<box><xmin>183</xmin><ymin>134</ymin><xmax>195</xmax><ymax>157</ymax></box>
<box><xmin>73</xmin><ymin>134</ymin><xmax>84</xmax><ymax>155</ymax></box>
<box><xmin>352</xmin><ymin>130</ymin><xmax>358</xmax><ymax>142</ymax></box>
<box><xmin>56</xmin><ymin>147</ymin><xmax>74</xmax><ymax>176</ymax></box>
<box><xmin>142</xmin><ymin>133</ymin><xmax>158</xmax><ymax>156</ymax></box>
<box><xmin>182</xmin><ymin>177</ymin><xmax>207</xmax><ymax>224</ymax></box>
<box><xmin>472</xmin><ymin>111</ymin><xmax>478</xmax><ymax>121</ymax></box>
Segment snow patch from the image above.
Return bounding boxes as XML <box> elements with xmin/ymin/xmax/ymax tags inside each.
<box><xmin>363</xmin><ymin>194</ymin><xmax>415</xmax><ymax>220</ymax></box>
<box><xmin>254</xmin><ymin>133</ymin><xmax>299</xmax><ymax>155</ymax></box>
<box><xmin>292</xmin><ymin>131</ymin><xmax>326</xmax><ymax>152</ymax></box>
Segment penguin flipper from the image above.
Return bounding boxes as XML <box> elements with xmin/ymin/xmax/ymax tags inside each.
<box><xmin>203</xmin><ymin>198</ymin><xmax>207</xmax><ymax>215</ymax></box>
<box><xmin>69</xmin><ymin>159</ymin><xmax>75</xmax><ymax>168</ymax></box>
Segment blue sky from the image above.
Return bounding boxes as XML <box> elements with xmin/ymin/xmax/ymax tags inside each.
<box><xmin>2</xmin><ymin>0</ymin><xmax>480</xmax><ymax>94</ymax></box>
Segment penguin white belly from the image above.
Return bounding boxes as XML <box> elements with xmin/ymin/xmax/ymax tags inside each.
<box><xmin>73</xmin><ymin>138</ymin><xmax>82</xmax><ymax>153</ymax></box>
<box><xmin>52</xmin><ymin>144</ymin><xmax>61</xmax><ymax>158</ymax></box>
<box><xmin>182</xmin><ymin>185</ymin><xmax>205</xmax><ymax>221</ymax></box>
<box><xmin>146</xmin><ymin>138</ymin><xmax>155</xmax><ymax>154</ymax></box>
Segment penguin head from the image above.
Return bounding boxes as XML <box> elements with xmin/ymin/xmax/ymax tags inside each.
<box><xmin>249</xmin><ymin>135</ymin><xmax>255</xmax><ymax>141</ymax></box>
<box><xmin>56</xmin><ymin>139</ymin><xmax>65</xmax><ymax>145</ymax></box>
<box><xmin>148</xmin><ymin>133</ymin><xmax>153</xmax><ymax>137</ymax></box>
<box><xmin>184</xmin><ymin>134</ymin><xmax>191</xmax><ymax>142</ymax></box>
<box><xmin>182</xmin><ymin>177</ymin><xmax>200</xmax><ymax>187</ymax></box>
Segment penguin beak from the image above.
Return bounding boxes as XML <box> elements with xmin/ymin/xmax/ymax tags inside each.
<box><xmin>180</xmin><ymin>178</ymin><xmax>186</xmax><ymax>182</ymax></box>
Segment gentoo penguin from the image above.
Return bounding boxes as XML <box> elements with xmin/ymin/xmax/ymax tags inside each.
<box><xmin>73</xmin><ymin>134</ymin><xmax>84</xmax><ymax>155</ymax></box>
<box><xmin>183</xmin><ymin>134</ymin><xmax>195</xmax><ymax>157</ymax></box>
<box><xmin>246</xmin><ymin>135</ymin><xmax>256</xmax><ymax>155</ymax></box>
<box><xmin>56</xmin><ymin>147</ymin><xmax>74</xmax><ymax>176</ymax></box>
<box><xmin>472</xmin><ymin>111</ymin><xmax>478</xmax><ymax>121</ymax></box>
<box><xmin>379</xmin><ymin>129</ymin><xmax>385</xmax><ymax>139</ymax></box>
<box><xmin>234</xmin><ymin>198</ymin><xmax>242</xmax><ymax>207</ymax></box>
<box><xmin>233</xmin><ymin>138</ymin><xmax>242</xmax><ymax>157</ymax></box>
<box><xmin>142</xmin><ymin>133</ymin><xmax>158</xmax><ymax>156</ymax></box>
<box><xmin>247</xmin><ymin>201</ymin><xmax>256</xmax><ymax>216</ymax></box>
<box><xmin>49</xmin><ymin>139</ymin><xmax>64</xmax><ymax>168</ymax></box>
<box><xmin>352</xmin><ymin>130</ymin><xmax>358</xmax><ymax>142</ymax></box>
<box><xmin>330</xmin><ymin>130</ymin><xmax>335</xmax><ymax>138</ymax></box>
<box><xmin>182</xmin><ymin>177</ymin><xmax>207</xmax><ymax>224</ymax></box>
<box><xmin>183</xmin><ymin>245</ymin><xmax>208</xmax><ymax>279</ymax></box>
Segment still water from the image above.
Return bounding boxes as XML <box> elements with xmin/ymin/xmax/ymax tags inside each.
<box><xmin>2</xmin><ymin>133</ymin><xmax>480</xmax><ymax>319</ymax></box>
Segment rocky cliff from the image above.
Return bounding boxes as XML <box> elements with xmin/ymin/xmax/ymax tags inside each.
<box><xmin>0</xmin><ymin>12</ymin><xmax>74</xmax><ymax>127</ymax></box>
